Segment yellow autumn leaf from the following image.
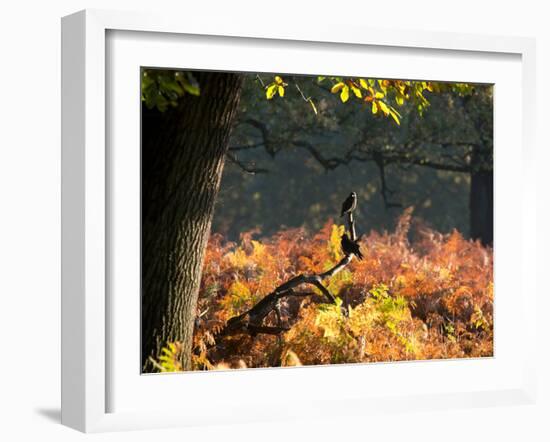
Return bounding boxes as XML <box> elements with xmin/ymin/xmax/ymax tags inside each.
<box><xmin>340</xmin><ymin>86</ymin><xmax>350</xmax><ymax>103</ymax></box>
<box><xmin>331</xmin><ymin>82</ymin><xmax>345</xmax><ymax>93</ymax></box>
<box><xmin>372</xmin><ymin>101</ymin><xmax>378</xmax><ymax>114</ymax></box>
<box><xmin>275</xmin><ymin>75</ymin><xmax>283</xmax><ymax>85</ymax></box>
<box><xmin>227</xmin><ymin>247</ymin><xmax>248</xmax><ymax>268</ymax></box>
<box><xmin>378</xmin><ymin>100</ymin><xmax>390</xmax><ymax>116</ymax></box>
<box><xmin>266</xmin><ymin>84</ymin><xmax>277</xmax><ymax>99</ymax></box>
<box><xmin>350</xmin><ymin>84</ymin><xmax>362</xmax><ymax>98</ymax></box>
<box><xmin>389</xmin><ymin>109</ymin><xmax>401</xmax><ymax>125</ymax></box>
<box><xmin>390</xmin><ymin>106</ymin><xmax>402</xmax><ymax>118</ymax></box>
<box><xmin>250</xmin><ymin>240</ymin><xmax>266</xmax><ymax>259</ymax></box>
<box><xmin>278</xmin><ymin>86</ymin><xmax>285</xmax><ymax>97</ymax></box>
<box><xmin>228</xmin><ymin>280</ymin><xmax>251</xmax><ymax>299</ymax></box>
<box><xmin>359</xmin><ymin>78</ymin><xmax>369</xmax><ymax>89</ymax></box>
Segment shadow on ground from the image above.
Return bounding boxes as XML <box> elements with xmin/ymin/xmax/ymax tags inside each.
<box><xmin>34</xmin><ymin>407</ymin><xmax>61</xmax><ymax>423</ymax></box>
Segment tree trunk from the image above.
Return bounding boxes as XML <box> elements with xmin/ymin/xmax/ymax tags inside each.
<box><xmin>464</xmin><ymin>90</ymin><xmax>493</xmax><ymax>247</ymax></box>
<box><xmin>141</xmin><ymin>72</ymin><xmax>244</xmax><ymax>371</ymax></box>
<box><xmin>469</xmin><ymin>148</ymin><xmax>493</xmax><ymax>246</ymax></box>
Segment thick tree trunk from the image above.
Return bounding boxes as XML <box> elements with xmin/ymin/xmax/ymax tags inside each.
<box><xmin>141</xmin><ymin>72</ymin><xmax>244</xmax><ymax>371</ymax></box>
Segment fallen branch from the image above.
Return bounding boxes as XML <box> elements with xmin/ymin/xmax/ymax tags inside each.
<box><xmin>210</xmin><ymin>199</ymin><xmax>360</xmax><ymax>344</ymax></box>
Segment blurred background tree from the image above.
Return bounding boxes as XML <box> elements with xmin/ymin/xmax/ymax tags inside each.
<box><xmin>214</xmin><ymin>74</ymin><xmax>492</xmax><ymax>244</ymax></box>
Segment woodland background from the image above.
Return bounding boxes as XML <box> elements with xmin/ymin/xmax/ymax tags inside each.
<box><xmin>142</xmin><ymin>73</ymin><xmax>494</xmax><ymax>371</ymax></box>
<box><xmin>213</xmin><ymin>75</ymin><xmax>492</xmax><ymax>244</ymax></box>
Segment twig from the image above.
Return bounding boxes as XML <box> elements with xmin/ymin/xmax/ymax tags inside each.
<box><xmin>255</xmin><ymin>74</ymin><xmax>266</xmax><ymax>89</ymax></box>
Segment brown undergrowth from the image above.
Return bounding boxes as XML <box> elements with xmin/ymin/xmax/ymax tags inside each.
<box><xmin>154</xmin><ymin>210</ymin><xmax>493</xmax><ymax>372</ymax></box>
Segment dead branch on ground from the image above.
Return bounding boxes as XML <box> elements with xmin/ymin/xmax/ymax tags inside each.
<box><xmin>210</xmin><ymin>200</ymin><xmax>360</xmax><ymax>343</ymax></box>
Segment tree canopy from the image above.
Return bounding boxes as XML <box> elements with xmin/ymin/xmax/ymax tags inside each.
<box><xmin>141</xmin><ymin>69</ymin><xmax>492</xmax><ymax>242</ymax></box>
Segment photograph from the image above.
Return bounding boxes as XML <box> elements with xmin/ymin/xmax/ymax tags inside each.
<box><xmin>140</xmin><ymin>69</ymin><xmax>494</xmax><ymax>373</ymax></box>
<box><xmin>2</xmin><ymin>0</ymin><xmax>542</xmax><ymax>438</ymax></box>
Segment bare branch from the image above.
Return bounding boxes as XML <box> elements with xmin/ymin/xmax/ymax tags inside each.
<box><xmin>373</xmin><ymin>152</ymin><xmax>402</xmax><ymax>209</ymax></box>
<box><xmin>294</xmin><ymin>82</ymin><xmax>310</xmax><ymax>102</ymax></box>
<box><xmin>404</xmin><ymin>157</ymin><xmax>469</xmax><ymax>173</ymax></box>
<box><xmin>226</xmin><ymin>151</ymin><xmax>269</xmax><ymax>175</ymax></box>
<box><xmin>347</xmin><ymin>212</ymin><xmax>357</xmax><ymax>242</ymax></box>
<box><xmin>211</xmin><ymin>207</ymin><xmax>359</xmax><ymax>344</ymax></box>
<box><xmin>292</xmin><ymin>140</ymin><xmax>368</xmax><ymax>171</ymax></box>
<box><xmin>255</xmin><ymin>74</ymin><xmax>266</xmax><ymax>89</ymax></box>
<box><xmin>238</xmin><ymin>118</ymin><xmax>277</xmax><ymax>156</ymax></box>
<box><xmin>228</xmin><ymin>142</ymin><xmax>265</xmax><ymax>151</ymax></box>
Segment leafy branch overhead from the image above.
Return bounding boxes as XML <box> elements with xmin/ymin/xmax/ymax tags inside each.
<box><xmin>272</xmin><ymin>75</ymin><xmax>472</xmax><ymax>125</ymax></box>
<box><xmin>265</xmin><ymin>75</ymin><xmax>287</xmax><ymax>99</ymax></box>
<box><xmin>141</xmin><ymin>70</ymin><xmax>200</xmax><ymax>112</ymax></box>
<box><xmin>141</xmin><ymin>68</ymin><xmax>475</xmax><ymax>126</ymax></box>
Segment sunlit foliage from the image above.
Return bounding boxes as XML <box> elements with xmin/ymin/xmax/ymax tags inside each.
<box><xmin>260</xmin><ymin>74</ymin><xmax>474</xmax><ymax>125</ymax></box>
<box><xmin>141</xmin><ymin>68</ymin><xmax>474</xmax><ymax>126</ymax></box>
<box><xmin>141</xmin><ymin>69</ymin><xmax>200</xmax><ymax>111</ymax></box>
<box><xmin>155</xmin><ymin>209</ymin><xmax>493</xmax><ymax>371</ymax></box>
<box><xmin>325</xmin><ymin>77</ymin><xmax>474</xmax><ymax>123</ymax></box>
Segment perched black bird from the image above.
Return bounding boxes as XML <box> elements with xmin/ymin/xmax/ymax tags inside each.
<box><xmin>341</xmin><ymin>233</ymin><xmax>364</xmax><ymax>260</ymax></box>
<box><xmin>340</xmin><ymin>192</ymin><xmax>357</xmax><ymax>217</ymax></box>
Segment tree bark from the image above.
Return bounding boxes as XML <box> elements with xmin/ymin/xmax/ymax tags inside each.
<box><xmin>141</xmin><ymin>72</ymin><xmax>244</xmax><ymax>371</ymax></box>
<box><xmin>469</xmin><ymin>146</ymin><xmax>493</xmax><ymax>246</ymax></box>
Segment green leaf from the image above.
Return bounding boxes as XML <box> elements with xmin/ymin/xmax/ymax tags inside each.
<box><xmin>181</xmin><ymin>82</ymin><xmax>200</xmax><ymax>96</ymax></box>
<box><xmin>141</xmin><ymin>71</ymin><xmax>153</xmax><ymax>89</ymax></box>
<box><xmin>177</xmin><ymin>72</ymin><xmax>200</xmax><ymax>96</ymax></box>
<box><xmin>155</xmin><ymin>94</ymin><xmax>169</xmax><ymax>112</ymax></box>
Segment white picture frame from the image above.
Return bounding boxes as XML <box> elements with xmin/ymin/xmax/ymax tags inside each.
<box><xmin>61</xmin><ymin>9</ymin><xmax>537</xmax><ymax>433</ymax></box>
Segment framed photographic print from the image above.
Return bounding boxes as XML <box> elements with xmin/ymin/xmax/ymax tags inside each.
<box><xmin>61</xmin><ymin>9</ymin><xmax>537</xmax><ymax>432</ymax></box>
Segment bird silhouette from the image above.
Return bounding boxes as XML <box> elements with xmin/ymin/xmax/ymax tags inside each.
<box><xmin>341</xmin><ymin>233</ymin><xmax>364</xmax><ymax>260</ymax></box>
<box><xmin>340</xmin><ymin>192</ymin><xmax>357</xmax><ymax>217</ymax></box>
